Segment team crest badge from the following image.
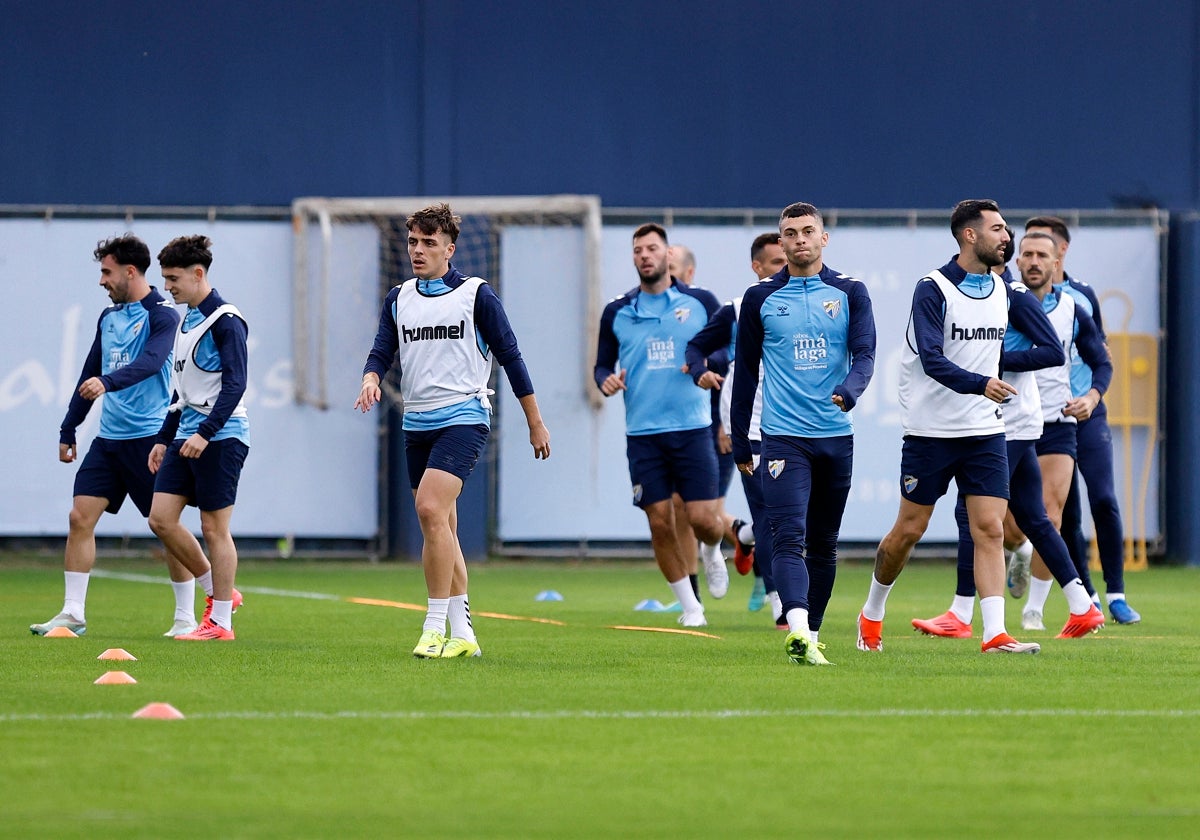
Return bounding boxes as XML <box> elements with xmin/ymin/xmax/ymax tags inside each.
<box><xmin>632</xmin><ymin>484</ymin><xmax>643</xmax><ymax>504</ymax></box>
<box><xmin>674</xmin><ymin>307</ymin><xmax>691</xmax><ymax>323</ymax></box>
<box><xmin>768</xmin><ymin>459</ymin><xmax>785</xmax><ymax>479</ymax></box>
<box><xmin>903</xmin><ymin>475</ymin><xmax>919</xmax><ymax>495</ymax></box>
<box><xmin>823</xmin><ymin>299</ymin><xmax>841</xmax><ymax>319</ymax></box>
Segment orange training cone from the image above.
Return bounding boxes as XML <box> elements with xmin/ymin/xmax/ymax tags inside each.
<box><xmin>97</xmin><ymin>648</ymin><xmax>137</xmax><ymax>661</ymax></box>
<box><xmin>93</xmin><ymin>670</ymin><xmax>137</xmax><ymax>685</ymax></box>
<box><xmin>43</xmin><ymin>626</ymin><xmax>78</xmax><ymax>638</ymax></box>
<box><xmin>132</xmin><ymin>703</ymin><xmax>184</xmax><ymax>720</ymax></box>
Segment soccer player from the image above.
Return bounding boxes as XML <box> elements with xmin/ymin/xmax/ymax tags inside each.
<box><xmin>31</xmin><ymin>234</ymin><xmax>198</xmax><ymax>637</ymax></box>
<box><xmin>148</xmin><ymin>235</ymin><xmax>250</xmax><ymax>641</ymax></box>
<box><xmin>685</xmin><ymin>233</ymin><xmax>786</xmax><ymax>618</ymax></box>
<box><xmin>911</xmin><ymin>232</ymin><xmax>1106</xmax><ymax>640</ymax></box>
<box><xmin>1010</xmin><ymin>232</ymin><xmax>1112</xmax><ymax>634</ymax></box>
<box><xmin>1024</xmin><ymin>216</ymin><xmax>1141</xmax><ymax>624</ymax></box>
<box><xmin>595</xmin><ymin>223</ymin><xmax>735</xmax><ymax>627</ymax></box>
<box><xmin>731</xmin><ymin>203</ymin><xmax>876</xmax><ymax>665</ymax></box>
<box><xmin>356</xmin><ymin>204</ymin><xmax>551</xmax><ymax>659</ymax></box>
<box><xmin>857</xmin><ymin>199</ymin><xmax>1039</xmax><ymax>655</ymax></box>
<box><xmin>669</xmin><ymin>243</ymin><xmax>750</xmax><ymax>600</ymax></box>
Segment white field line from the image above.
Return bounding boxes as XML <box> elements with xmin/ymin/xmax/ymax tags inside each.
<box><xmin>2</xmin><ymin>708</ymin><xmax>1199</xmax><ymax>724</ymax></box>
<box><xmin>92</xmin><ymin>569</ymin><xmax>343</xmax><ymax>601</ymax></box>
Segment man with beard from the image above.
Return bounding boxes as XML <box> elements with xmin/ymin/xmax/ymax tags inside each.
<box><xmin>595</xmin><ymin>223</ymin><xmax>737</xmax><ymax>627</ymax></box>
<box><xmin>857</xmin><ymin>200</ymin><xmax>1040</xmax><ymax>655</ymax></box>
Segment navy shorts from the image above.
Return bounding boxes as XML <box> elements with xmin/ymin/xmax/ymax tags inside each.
<box><xmin>710</xmin><ymin>424</ymin><xmax>735</xmax><ymax>496</ymax></box>
<box><xmin>74</xmin><ymin>435</ymin><xmax>159</xmax><ymax>516</ymax></box>
<box><xmin>899</xmin><ymin>433</ymin><xmax>1008</xmax><ymax>505</ymax></box>
<box><xmin>405</xmin><ymin>424</ymin><xmax>489</xmax><ymax>489</ymax></box>
<box><xmin>626</xmin><ymin>427</ymin><xmax>719</xmax><ymax>508</ymax></box>
<box><xmin>154</xmin><ymin>438</ymin><xmax>249</xmax><ymax>511</ymax></box>
<box><xmin>1035</xmin><ymin>422</ymin><xmax>1078</xmax><ymax>459</ymax></box>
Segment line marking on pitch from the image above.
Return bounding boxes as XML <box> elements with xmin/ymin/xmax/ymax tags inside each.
<box><xmin>3</xmin><ymin>707</ymin><xmax>1199</xmax><ymax>724</ymax></box>
<box><xmin>609</xmin><ymin>625</ymin><xmax>722</xmax><ymax>639</ymax></box>
<box><xmin>93</xmin><ymin>569</ymin><xmax>570</xmax><ymax>625</ymax></box>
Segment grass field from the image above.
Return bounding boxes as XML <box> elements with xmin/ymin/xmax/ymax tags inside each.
<box><xmin>2</xmin><ymin>555</ymin><xmax>1197</xmax><ymax>839</ymax></box>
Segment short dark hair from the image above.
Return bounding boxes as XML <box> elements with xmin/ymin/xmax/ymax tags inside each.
<box><xmin>633</xmin><ymin>222</ymin><xmax>667</xmax><ymax>244</ymax></box>
<box><xmin>1024</xmin><ymin>215</ymin><xmax>1071</xmax><ymax>243</ymax></box>
<box><xmin>950</xmin><ymin>199</ymin><xmax>1002</xmax><ymax>242</ymax></box>
<box><xmin>94</xmin><ymin>234</ymin><xmax>150</xmax><ymax>274</ymax></box>
<box><xmin>157</xmin><ymin>235</ymin><xmax>213</xmax><ymax>270</ymax></box>
<box><xmin>1003</xmin><ymin>226</ymin><xmax>1015</xmax><ymax>264</ymax></box>
<box><xmin>1021</xmin><ymin>231</ymin><xmax>1059</xmax><ymax>249</ymax></box>
<box><xmin>406</xmin><ymin>203</ymin><xmax>461</xmax><ymax>243</ymax></box>
<box><xmin>780</xmin><ymin>202</ymin><xmax>823</xmax><ymax>227</ymax></box>
<box><xmin>750</xmin><ymin>232</ymin><xmax>780</xmax><ymax>261</ymax></box>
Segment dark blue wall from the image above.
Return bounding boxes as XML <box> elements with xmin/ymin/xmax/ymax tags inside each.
<box><xmin>5</xmin><ymin>0</ymin><xmax>1199</xmax><ymax>563</ymax></box>
<box><xmin>4</xmin><ymin>1</ymin><xmax>1197</xmax><ymax>210</ymax></box>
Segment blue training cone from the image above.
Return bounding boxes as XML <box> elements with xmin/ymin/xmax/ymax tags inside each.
<box><xmin>535</xmin><ymin>590</ymin><xmax>565</xmax><ymax>602</ymax></box>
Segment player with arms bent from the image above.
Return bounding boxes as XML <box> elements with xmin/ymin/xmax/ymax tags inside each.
<box><xmin>858</xmin><ymin>199</ymin><xmax>1039</xmax><ymax>655</ymax></box>
<box><xmin>148</xmin><ymin>235</ymin><xmax>249</xmax><ymax>641</ymax></box>
<box><xmin>32</xmin><ymin>234</ymin><xmax>197</xmax><ymax>637</ymax></box>
<box><xmin>356</xmin><ymin>203</ymin><xmax>551</xmax><ymax>659</ymax></box>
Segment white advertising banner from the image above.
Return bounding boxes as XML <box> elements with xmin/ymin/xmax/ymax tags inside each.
<box><xmin>498</xmin><ymin>220</ymin><xmax>1161</xmax><ymax>544</ymax></box>
<box><xmin>0</xmin><ymin>218</ymin><xmax>378</xmax><ymax>538</ymax></box>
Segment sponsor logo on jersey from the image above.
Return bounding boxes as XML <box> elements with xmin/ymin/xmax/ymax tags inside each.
<box><xmin>132</xmin><ymin>321</ymin><xmax>143</xmax><ymax>336</ymax></box>
<box><xmin>400</xmin><ymin>320</ymin><xmax>466</xmax><ymax>343</ymax></box>
<box><xmin>776</xmin><ymin>304</ymin><xmax>790</xmax><ymax>317</ymax></box>
<box><xmin>673</xmin><ymin>307</ymin><xmax>691</xmax><ymax>323</ymax></box>
<box><xmin>903</xmin><ymin>474</ymin><xmax>919</xmax><ymax>495</ymax></box>
<box><xmin>822</xmin><ymin>299</ymin><xmax>841</xmax><ymax>319</ymax></box>
<box><xmin>768</xmin><ymin>459</ymin><xmax>785</xmax><ymax>479</ymax></box>
<box><xmin>793</xmin><ymin>332</ymin><xmax>829</xmax><ymax>365</ymax></box>
<box><xmin>645</xmin><ymin>336</ymin><xmax>676</xmax><ymax>367</ymax></box>
<box><xmin>949</xmin><ymin>323</ymin><xmax>1005</xmax><ymax>341</ymax></box>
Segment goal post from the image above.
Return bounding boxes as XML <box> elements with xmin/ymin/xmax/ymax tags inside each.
<box><xmin>290</xmin><ymin>194</ymin><xmax>604</xmax><ymax>413</ymax></box>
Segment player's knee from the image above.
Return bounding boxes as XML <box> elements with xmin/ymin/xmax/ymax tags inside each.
<box><xmin>67</xmin><ymin>505</ymin><xmax>94</xmax><ymax>534</ymax></box>
<box><xmin>147</xmin><ymin>509</ymin><xmax>172</xmax><ymax>537</ymax></box>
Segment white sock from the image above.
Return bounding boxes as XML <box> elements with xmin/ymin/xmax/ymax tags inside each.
<box><xmin>196</xmin><ymin>570</ymin><xmax>214</xmax><ymax>597</ymax></box>
<box><xmin>810</xmin><ymin>629</ymin><xmax>819</xmax><ymax>645</ymax></box>
<box><xmin>1106</xmin><ymin>593</ymin><xmax>1126</xmax><ymax>604</ymax></box>
<box><xmin>785</xmin><ymin>607</ymin><xmax>809</xmax><ymax>636</ymax></box>
<box><xmin>448</xmin><ymin>594</ymin><xmax>476</xmax><ymax>642</ymax></box>
<box><xmin>171</xmin><ymin>579</ymin><xmax>196</xmax><ymax>622</ymax></box>
<box><xmin>862</xmin><ymin>575</ymin><xmax>893</xmax><ymax>621</ymax></box>
<box><xmin>950</xmin><ymin>594</ymin><xmax>975</xmax><ymax>624</ymax></box>
<box><xmin>980</xmin><ymin>595</ymin><xmax>1007</xmax><ymax>644</ymax></box>
<box><xmin>63</xmin><ymin>571</ymin><xmax>89</xmax><ymax>620</ymax></box>
<box><xmin>1025</xmin><ymin>576</ymin><xmax>1053</xmax><ymax>613</ymax></box>
<box><xmin>423</xmin><ymin>598</ymin><xmax>449</xmax><ymax>634</ymax></box>
<box><xmin>669</xmin><ymin>577</ymin><xmax>704</xmax><ymax>613</ymax></box>
<box><xmin>1061</xmin><ymin>579</ymin><xmax>1093</xmax><ymax>614</ymax></box>
<box><xmin>209</xmin><ymin>599</ymin><xmax>233</xmax><ymax>629</ymax></box>
<box><xmin>737</xmin><ymin>522</ymin><xmax>756</xmax><ymax>545</ymax></box>
<box><xmin>767</xmin><ymin>591</ymin><xmax>782</xmax><ymax>622</ymax></box>
<box><xmin>700</xmin><ymin>540</ymin><xmax>723</xmax><ymax>565</ymax></box>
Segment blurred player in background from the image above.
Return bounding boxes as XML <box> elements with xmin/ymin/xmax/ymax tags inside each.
<box><xmin>684</xmin><ymin>233</ymin><xmax>784</xmax><ymax>620</ymax></box>
<box><xmin>149</xmin><ymin>235</ymin><xmax>249</xmax><ymax>641</ymax></box>
<box><xmin>31</xmin><ymin>234</ymin><xmax>195</xmax><ymax>637</ymax></box>
<box><xmin>357</xmin><ymin>204</ymin><xmax>550</xmax><ymax>659</ymax></box>
<box><xmin>1022</xmin><ymin>216</ymin><xmax>1140</xmax><ymax>624</ymax></box>
<box><xmin>669</xmin><ymin>243</ymin><xmax>750</xmax><ymax>602</ymax></box>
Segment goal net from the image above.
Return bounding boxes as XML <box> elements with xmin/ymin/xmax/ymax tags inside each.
<box><xmin>290</xmin><ymin>194</ymin><xmax>603</xmax><ymax>412</ymax></box>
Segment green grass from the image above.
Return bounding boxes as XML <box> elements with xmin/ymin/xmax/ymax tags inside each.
<box><xmin>2</xmin><ymin>556</ymin><xmax>1198</xmax><ymax>839</ymax></box>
